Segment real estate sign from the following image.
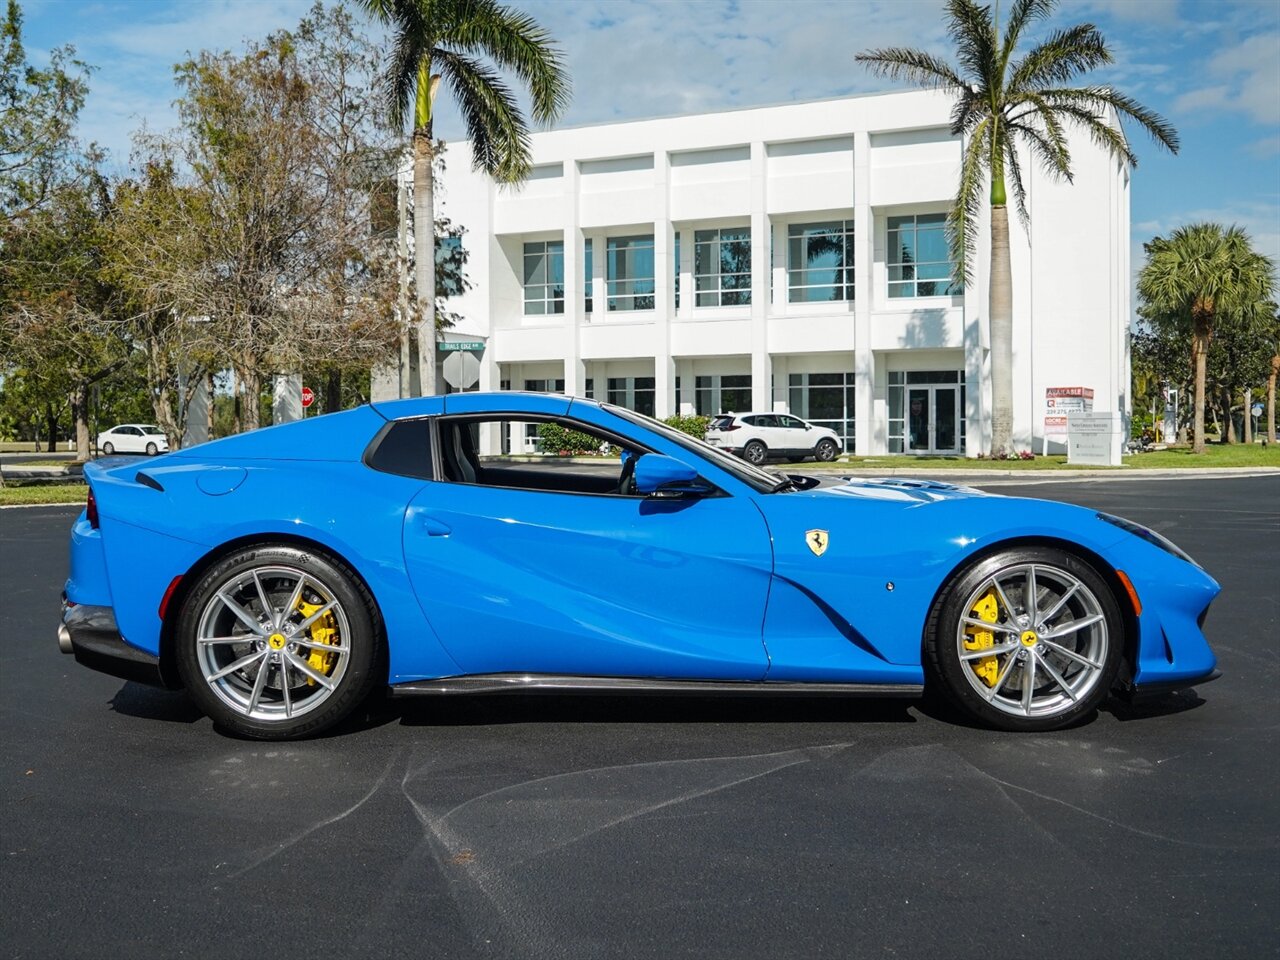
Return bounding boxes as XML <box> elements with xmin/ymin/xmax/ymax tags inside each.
<box><xmin>1044</xmin><ymin>387</ymin><xmax>1094</xmax><ymax>437</ymax></box>
<box><xmin>1067</xmin><ymin>411</ymin><xmax>1122</xmax><ymax>466</ymax></box>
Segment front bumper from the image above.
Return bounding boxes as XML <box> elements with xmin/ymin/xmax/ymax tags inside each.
<box><xmin>59</xmin><ymin>598</ymin><xmax>169</xmax><ymax>688</ymax></box>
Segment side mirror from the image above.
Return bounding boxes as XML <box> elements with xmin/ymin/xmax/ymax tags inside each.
<box><xmin>633</xmin><ymin>454</ymin><xmax>712</xmax><ymax>498</ymax></box>
<box><xmin>804</xmin><ymin>423</ymin><xmax>811</xmax><ymax>430</ymax></box>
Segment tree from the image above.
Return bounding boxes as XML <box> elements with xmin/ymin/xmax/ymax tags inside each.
<box><xmin>1263</xmin><ymin>308</ymin><xmax>1279</xmax><ymax>444</ymax></box>
<box><xmin>0</xmin><ymin>0</ymin><xmax>90</xmax><ymax>227</ymax></box>
<box><xmin>358</xmin><ymin>0</ymin><xmax>569</xmax><ymax>397</ymax></box>
<box><xmin>0</xmin><ymin>175</ymin><xmax>131</xmax><ymax>460</ymax></box>
<box><xmin>122</xmin><ymin>3</ymin><xmax>405</xmax><ymax>434</ymax></box>
<box><xmin>1137</xmin><ymin>224</ymin><xmax>1275</xmax><ymax>453</ymax></box>
<box><xmin>857</xmin><ymin>0</ymin><xmax>1178</xmax><ymax>455</ymax></box>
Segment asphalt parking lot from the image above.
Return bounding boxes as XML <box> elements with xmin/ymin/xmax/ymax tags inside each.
<box><xmin>2</xmin><ymin>476</ymin><xmax>1277</xmax><ymax>960</ymax></box>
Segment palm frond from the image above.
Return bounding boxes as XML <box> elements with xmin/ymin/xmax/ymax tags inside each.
<box><xmin>946</xmin><ymin>0</ymin><xmax>996</xmax><ymax>94</ymax></box>
<box><xmin>384</xmin><ymin>26</ymin><xmax>426</xmax><ymax>130</ymax></box>
<box><xmin>1006</xmin><ymin>93</ymin><xmax>1074</xmax><ymax>179</ymax></box>
<box><xmin>1007</xmin><ymin>24</ymin><xmax>1111</xmax><ymax>92</ymax></box>
<box><xmin>1006</xmin><ymin>116</ymin><xmax>1072</xmax><ymax>185</ymax></box>
<box><xmin>854</xmin><ymin>47</ymin><xmax>965</xmax><ymax>91</ymax></box>
<box><xmin>948</xmin><ymin>115</ymin><xmax>990</xmax><ymax>285</ymax></box>
<box><xmin>1001</xmin><ymin>132</ymin><xmax>1031</xmax><ymax>228</ymax></box>
<box><xmin>1029</xmin><ymin>97</ymin><xmax>1138</xmax><ymax>166</ymax></box>
<box><xmin>1002</xmin><ymin>0</ymin><xmax>1055</xmax><ymax>56</ymax></box>
<box><xmin>435</xmin><ymin>49</ymin><xmax>530</xmax><ymax>181</ymax></box>
<box><xmin>446</xmin><ymin>0</ymin><xmax>570</xmax><ymax>125</ymax></box>
<box><xmin>1040</xmin><ymin>85</ymin><xmax>1180</xmax><ymax>157</ymax></box>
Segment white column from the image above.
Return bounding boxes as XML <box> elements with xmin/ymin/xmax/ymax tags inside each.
<box><xmin>563</xmin><ymin>161</ymin><xmax>585</xmax><ymax>397</ymax></box>
<box><xmin>370</xmin><ymin>360</ymin><xmax>399</xmax><ymax>403</ymax></box>
<box><xmin>272</xmin><ymin>374</ymin><xmax>302</xmax><ymax>424</ymax></box>
<box><xmin>654</xmin><ymin>152</ymin><xmax>674</xmax><ymax>418</ymax></box>
<box><xmin>749</xmin><ymin>141</ymin><xmax>770</xmax><ymax>412</ymax></box>
<box><xmin>852</xmin><ymin>130</ymin><xmax>874</xmax><ymax>454</ymax></box>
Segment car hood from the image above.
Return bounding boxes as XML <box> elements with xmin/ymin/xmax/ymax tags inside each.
<box><xmin>806</xmin><ymin>476</ymin><xmax>990</xmax><ymax>503</ymax></box>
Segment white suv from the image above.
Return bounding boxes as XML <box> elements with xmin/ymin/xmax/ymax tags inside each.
<box><xmin>704</xmin><ymin>413</ymin><xmax>842</xmax><ymax>465</ymax></box>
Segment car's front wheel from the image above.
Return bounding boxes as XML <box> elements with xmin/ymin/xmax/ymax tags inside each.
<box><xmin>175</xmin><ymin>543</ymin><xmax>381</xmax><ymax>740</ymax></box>
<box><xmin>145</xmin><ymin>442</ymin><xmax>158</xmax><ymax>456</ymax></box>
<box><xmin>925</xmin><ymin>547</ymin><xmax>1122</xmax><ymax>731</ymax></box>
<box><xmin>815</xmin><ymin>438</ymin><xmax>838</xmax><ymax>462</ymax></box>
<box><xmin>743</xmin><ymin>440</ymin><xmax>767</xmax><ymax>465</ymax></box>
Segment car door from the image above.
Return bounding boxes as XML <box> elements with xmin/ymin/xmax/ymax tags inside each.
<box><xmin>117</xmin><ymin>427</ymin><xmax>141</xmax><ymax>452</ymax></box>
<box><xmin>775</xmin><ymin>415</ymin><xmax>810</xmax><ymax>456</ymax></box>
<box><xmin>402</xmin><ymin>454</ymin><xmax>774</xmax><ymax>681</ymax></box>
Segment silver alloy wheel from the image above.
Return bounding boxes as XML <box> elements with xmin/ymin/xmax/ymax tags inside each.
<box><xmin>744</xmin><ymin>441</ymin><xmax>766</xmax><ymax>465</ymax></box>
<box><xmin>954</xmin><ymin>562</ymin><xmax>1109</xmax><ymax>720</ymax></box>
<box><xmin>195</xmin><ymin>565</ymin><xmax>351</xmax><ymax>722</ymax></box>
<box><xmin>816</xmin><ymin>439</ymin><xmax>837</xmax><ymax>462</ymax></box>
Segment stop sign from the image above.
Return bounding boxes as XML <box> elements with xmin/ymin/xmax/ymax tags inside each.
<box><xmin>301</xmin><ymin>386</ymin><xmax>315</xmax><ymax>409</ymax></box>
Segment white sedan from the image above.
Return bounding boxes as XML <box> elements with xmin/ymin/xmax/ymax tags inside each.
<box><xmin>96</xmin><ymin>424</ymin><xmax>169</xmax><ymax>456</ymax></box>
<box><xmin>704</xmin><ymin>412</ymin><xmax>842</xmax><ymax>465</ymax></box>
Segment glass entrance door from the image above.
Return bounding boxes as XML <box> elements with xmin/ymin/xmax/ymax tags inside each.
<box><xmin>907</xmin><ymin>386</ymin><xmax>961</xmax><ymax>454</ymax></box>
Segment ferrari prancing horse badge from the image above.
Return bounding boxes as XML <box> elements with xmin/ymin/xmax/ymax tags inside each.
<box><xmin>806</xmin><ymin>529</ymin><xmax>829</xmax><ymax>556</ymax></box>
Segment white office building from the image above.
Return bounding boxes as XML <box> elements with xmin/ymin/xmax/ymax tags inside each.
<box><xmin>426</xmin><ymin>88</ymin><xmax>1131</xmax><ymax>456</ymax></box>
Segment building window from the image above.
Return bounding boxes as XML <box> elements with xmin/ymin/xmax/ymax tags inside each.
<box><xmin>692</xmin><ymin>374</ymin><xmax>751</xmax><ymax>416</ymax></box>
<box><xmin>674</xmin><ymin>232</ymin><xmax>680</xmax><ymax>310</ymax></box>
<box><xmin>607</xmin><ymin>377</ymin><xmax>655</xmax><ymax>417</ymax></box>
<box><xmin>523</xmin><ymin>240</ymin><xmax>564</xmax><ymax>315</ymax></box>
<box><xmin>606</xmin><ymin>236</ymin><xmax>655</xmax><ymax>311</ymax></box>
<box><xmin>788</xmin><ymin>221</ymin><xmax>854</xmax><ymax>303</ymax></box>
<box><xmin>886</xmin><ymin>213</ymin><xmax>961</xmax><ymax>298</ymax></box>
<box><xmin>694</xmin><ymin>227</ymin><xmax>751</xmax><ymax>307</ymax></box>
<box><xmin>789</xmin><ymin>372</ymin><xmax>855</xmax><ymax>451</ymax></box>
<box><xmin>584</xmin><ymin>240</ymin><xmax>593</xmax><ymax>314</ymax></box>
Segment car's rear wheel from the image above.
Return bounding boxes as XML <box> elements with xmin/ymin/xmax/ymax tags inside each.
<box><xmin>175</xmin><ymin>544</ymin><xmax>380</xmax><ymax>740</ymax></box>
<box><xmin>101</xmin><ymin>442</ymin><xmax>114</xmax><ymax>455</ymax></box>
<box><xmin>743</xmin><ymin>440</ymin><xmax>767</xmax><ymax>465</ymax></box>
<box><xmin>925</xmin><ymin>547</ymin><xmax>1122</xmax><ymax>731</ymax></box>
<box><xmin>815</xmin><ymin>438</ymin><xmax>838</xmax><ymax>462</ymax></box>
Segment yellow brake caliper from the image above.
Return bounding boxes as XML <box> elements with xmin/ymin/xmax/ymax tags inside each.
<box><xmin>295</xmin><ymin>600</ymin><xmax>339</xmax><ymax>685</ymax></box>
<box><xmin>963</xmin><ymin>589</ymin><xmax>1000</xmax><ymax>687</ymax></box>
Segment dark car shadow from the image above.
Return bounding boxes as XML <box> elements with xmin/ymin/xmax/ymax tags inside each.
<box><xmin>109</xmin><ymin>682</ymin><xmax>202</xmax><ymax>724</ymax></box>
<box><xmin>385</xmin><ymin>693</ymin><xmax>919</xmax><ymax>729</ymax></box>
<box><xmin>1101</xmin><ymin>688</ymin><xmax>1208</xmax><ymax>722</ymax></box>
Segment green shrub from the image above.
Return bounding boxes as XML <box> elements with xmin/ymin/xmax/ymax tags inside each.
<box><xmin>662</xmin><ymin>414</ymin><xmax>711</xmax><ymax>440</ymax></box>
<box><xmin>536</xmin><ymin>422</ymin><xmax>601</xmax><ymax>455</ymax></box>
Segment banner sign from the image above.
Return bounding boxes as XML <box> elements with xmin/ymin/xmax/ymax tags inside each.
<box><xmin>1044</xmin><ymin>387</ymin><xmax>1094</xmax><ymax>437</ymax></box>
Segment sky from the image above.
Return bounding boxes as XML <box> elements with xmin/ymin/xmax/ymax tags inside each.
<box><xmin>16</xmin><ymin>0</ymin><xmax>1280</xmax><ymax>277</ymax></box>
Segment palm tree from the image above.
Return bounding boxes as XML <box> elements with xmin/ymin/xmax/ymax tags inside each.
<box><xmin>1137</xmin><ymin>224</ymin><xmax>1275</xmax><ymax>453</ymax></box>
<box><xmin>857</xmin><ymin>0</ymin><xmax>1178</xmax><ymax>456</ymax></box>
<box><xmin>358</xmin><ymin>0</ymin><xmax>569</xmax><ymax>396</ymax></box>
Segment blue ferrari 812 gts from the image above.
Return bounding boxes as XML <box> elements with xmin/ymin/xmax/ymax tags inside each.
<box><xmin>60</xmin><ymin>393</ymin><xmax>1219</xmax><ymax>739</ymax></box>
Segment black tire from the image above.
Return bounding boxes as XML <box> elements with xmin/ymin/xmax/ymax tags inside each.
<box><xmin>175</xmin><ymin>543</ymin><xmax>381</xmax><ymax>740</ymax></box>
<box><xmin>815</xmin><ymin>438</ymin><xmax>838</xmax><ymax>462</ymax></box>
<box><xmin>102</xmin><ymin>442</ymin><xmax>114</xmax><ymax>455</ymax></box>
<box><xmin>145</xmin><ymin>442</ymin><xmax>158</xmax><ymax>456</ymax></box>
<box><xmin>743</xmin><ymin>440</ymin><xmax>767</xmax><ymax>465</ymax></box>
<box><xmin>924</xmin><ymin>546</ymin><xmax>1122</xmax><ymax>732</ymax></box>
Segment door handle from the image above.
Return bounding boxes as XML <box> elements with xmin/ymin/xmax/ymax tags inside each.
<box><xmin>419</xmin><ymin>513</ymin><xmax>452</xmax><ymax>537</ymax></box>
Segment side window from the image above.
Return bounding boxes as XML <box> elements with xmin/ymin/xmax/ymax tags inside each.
<box><xmin>778</xmin><ymin>415</ymin><xmax>804</xmax><ymax>430</ymax></box>
<box><xmin>436</xmin><ymin>416</ymin><xmax>646</xmax><ymax>497</ymax></box>
<box><xmin>121</xmin><ymin>427</ymin><xmax>140</xmax><ymax>436</ymax></box>
<box><xmin>365</xmin><ymin>419</ymin><xmax>434</xmax><ymax>480</ymax></box>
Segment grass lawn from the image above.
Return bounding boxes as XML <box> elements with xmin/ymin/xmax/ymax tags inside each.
<box><xmin>792</xmin><ymin>442</ymin><xmax>1280</xmax><ymax>471</ymax></box>
<box><xmin>0</xmin><ymin>483</ymin><xmax>87</xmax><ymax>507</ymax></box>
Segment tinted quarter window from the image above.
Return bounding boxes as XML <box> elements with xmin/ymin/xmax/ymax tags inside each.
<box><xmin>366</xmin><ymin>419</ymin><xmax>434</xmax><ymax>480</ymax></box>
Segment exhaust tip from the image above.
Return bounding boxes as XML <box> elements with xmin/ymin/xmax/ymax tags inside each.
<box><xmin>57</xmin><ymin>623</ymin><xmax>74</xmax><ymax>654</ymax></box>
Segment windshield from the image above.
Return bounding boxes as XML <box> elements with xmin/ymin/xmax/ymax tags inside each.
<box><xmin>604</xmin><ymin>404</ymin><xmax>787</xmax><ymax>494</ymax></box>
